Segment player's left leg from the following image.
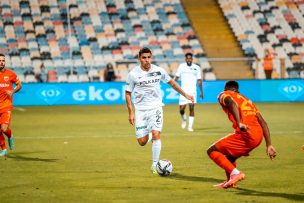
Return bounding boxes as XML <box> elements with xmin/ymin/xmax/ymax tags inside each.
<box><xmin>179</xmin><ymin>105</ymin><xmax>187</xmax><ymax>129</ymax></box>
<box><xmin>151</xmin><ymin>130</ymin><xmax>161</xmax><ymax>174</ymax></box>
<box><xmin>150</xmin><ymin>107</ymin><xmax>163</xmax><ymax>173</ymax></box>
<box><xmin>188</xmin><ymin>103</ymin><xmax>195</xmax><ymax>131</ymax></box>
<box><xmin>1</xmin><ymin>111</ymin><xmax>13</xmax><ymax>150</ymax></box>
<box><xmin>2</xmin><ymin>124</ymin><xmax>13</xmax><ymax>150</ymax></box>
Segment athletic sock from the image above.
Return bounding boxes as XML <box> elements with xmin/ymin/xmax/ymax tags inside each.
<box><xmin>181</xmin><ymin>114</ymin><xmax>187</xmax><ymax>121</ymax></box>
<box><xmin>152</xmin><ymin>139</ymin><xmax>161</xmax><ymax>167</ymax></box>
<box><xmin>209</xmin><ymin>151</ymin><xmax>235</xmax><ymax>174</ymax></box>
<box><xmin>188</xmin><ymin>116</ymin><xmax>194</xmax><ymax>129</ymax></box>
<box><xmin>231</xmin><ymin>168</ymin><xmax>240</xmax><ymax>175</ymax></box>
<box><xmin>148</xmin><ymin>132</ymin><xmax>152</xmax><ymax>142</ymax></box>
<box><xmin>3</xmin><ymin>128</ymin><xmax>12</xmax><ymax>139</ymax></box>
<box><xmin>0</xmin><ymin>135</ymin><xmax>6</xmax><ymax>150</ymax></box>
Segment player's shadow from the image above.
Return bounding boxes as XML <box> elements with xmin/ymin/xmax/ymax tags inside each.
<box><xmin>235</xmin><ymin>188</ymin><xmax>304</xmax><ymax>202</ymax></box>
<box><xmin>6</xmin><ymin>152</ymin><xmax>58</xmax><ymax>162</ymax></box>
<box><xmin>169</xmin><ymin>172</ymin><xmax>222</xmax><ymax>183</ymax></box>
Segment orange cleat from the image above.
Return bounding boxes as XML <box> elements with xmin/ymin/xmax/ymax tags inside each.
<box><xmin>214</xmin><ymin>181</ymin><xmax>237</xmax><ymax>189</ymax></box>
<box><xmin>223</xmin><ymin>172</ymin><xmax>245</xmax><ymax>188</ymax></box>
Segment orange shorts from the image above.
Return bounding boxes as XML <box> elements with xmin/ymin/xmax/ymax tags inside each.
<box><xmin>0</xmin><ymin>110</ymin><xmax>12</xmax><ymax>125</ymax></box>
<box><xmin>214</xmin><ymin>131</ymin><xmax>263</xmax><ymax>158</ymax></box>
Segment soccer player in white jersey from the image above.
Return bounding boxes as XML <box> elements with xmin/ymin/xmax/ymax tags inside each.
<box><xmin>174</xmin><ymin>53</ymin><xmax>203</xmax><ymax>132</ymax></box>
<box><xmin>125</xmin><ymin>47</ymin><xmax>194</xmax><ymax>174</ymax></box>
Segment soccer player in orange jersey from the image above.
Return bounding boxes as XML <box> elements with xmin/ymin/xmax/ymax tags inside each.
<box><xmin>0</xmin><ymin>54</ymin><xmax>22</xmax><ymax>157</ymax></box>
<box><xmin>207</xmin><ymin>80</ymin><xmax>277</xmax><ymax>188</ymax></box>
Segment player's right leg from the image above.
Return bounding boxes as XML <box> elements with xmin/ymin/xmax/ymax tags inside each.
<box><xmin>179</xmin><ymin>105</ymin><xmax>187</xmax><ymax>129</ymax></box>
<box><xmin>1</xmin><ymin>111</ymin><xmax>14</xmax><ymax>150</ymax></box>
<box><xmin>188</xmin><ymin>104</ymin><xmax>195</xmax><ymax>131</ymax></box>
<box><xmin>0</xmin><ymin>134</ymin><xmax>7</xmax><ymax>157</ymax></box>
<box><xmin>135</xmin><ymin>109</ymin><xmax>149</xmax><ymax>146</ymax></box>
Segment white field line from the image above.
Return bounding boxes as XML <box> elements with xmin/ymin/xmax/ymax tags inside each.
<box><xmin>14</xmin><ymin>130</ymin><xmax>304</xmax><ymax>139</ymax></box>
<box><xmin>14</xmin><ymin>107</ymin><xmax>26</xmax><ymax>112</ymax></box>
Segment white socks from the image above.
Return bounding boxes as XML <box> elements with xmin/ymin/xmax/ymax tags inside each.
<box><xmin>152</xmin><ymin>139</ymin><xmax>161</xmax><ymax>167</ymax></box>
<box><xmin>181</xmin><ymin>114</ymin><xmax>187</xmax><ymax>121</ymax></box>
<box><xmin>231</xmin><ymin>168</ymin><xmax>240</xmax><ymax>175</ymax></box>
<box><xmin>188</xmin><ymin>116</ymin><xmax>194</xmax><ymax>129</ymax></box>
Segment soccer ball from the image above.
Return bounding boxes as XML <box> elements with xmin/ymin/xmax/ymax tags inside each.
<box><xmin>156</xmin><ymin>159</ymin><xmax>173</xmax><ymax>176</ymax></box>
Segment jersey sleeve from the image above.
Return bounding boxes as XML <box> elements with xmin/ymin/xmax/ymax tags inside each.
<box><xmin>11</xmin><ymin>71</ymin><xmax>19</xmax><ymax>83</ymax></box>
<box><xmin>160</xmin><ymin>68</ymin><xmax>171</xmax><ymax>83</ymax></box>
<box><xmin>125</xmin><ymin>73</ymin><xmax>134</xmax><ymax>92</ymax></box>
<box><xmin>175</xmin><ymin>65</ymin><xmax>182</xmax><ymax>77</ymax></box>
<box><xmin>196</xmin><ymin>65</ymin><xmax>202</xmax><ymax>80</ymax></box>
<box><xmin>218</xmin><ymin>92</ymin><xmax>231</xmax><ymax>106</ymax></box>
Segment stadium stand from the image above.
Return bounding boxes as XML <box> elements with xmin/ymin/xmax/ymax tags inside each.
<box><xmin>0</xmin><ymin>0</ymin><xmax>211</xmax><ymax>82</ymax></box>
<box><xmin>218</xmin><ymin>0</ymin><xmax>304</xmax><ymax>78</ymax></box>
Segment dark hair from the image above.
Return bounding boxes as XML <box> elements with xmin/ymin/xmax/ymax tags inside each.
<box><xmin>138</xmin><ymin>47</ymin><xmax>152</xmax><ymax>57</ymax></box>
<box><xmin>185</xmin><ymin>53</ymin><xmax>193</xmax><ymax>58</ymax></box>
<box><xmin>0</xmin><ymin>53</ymin><xmax>5</xmax><ymax>57</ymax></box>
<box><xmin>224</xmin><ymin>80</ymin><xmax>239</xmax><ymax>90</ymax></box>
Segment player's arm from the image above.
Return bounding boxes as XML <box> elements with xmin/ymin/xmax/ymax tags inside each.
<box><xmin>198</xmin><ymin>79</ymin><xmax>203</xmax><ymax>99</ymax></box>
<box><xmin>168</xmin><ymin>80</ymin><xmax>194</xmax><ymax>103</ymax></box>
<box><xmin>13</xmin><ymin>80</ymin><xmax>22</xmax><ymax>93</ymax></box>
<box><xmin>256</xmin><ymin>112</ymin><xmax>277</xmax><ymax>160</ymax></box>
<box><xmin>6</xmin><ymin>80</ymin><xmax>22</xmax><ymax>96</ymax></box>
<box><xmin>125</xmin><ymin>91</ymin><xmax>135</xmax><ymax>125</ymax></box>
<box><xmin>223</xmin><ymin>95</ymin><xmax>248</xmax><ymax>132</ymax></box>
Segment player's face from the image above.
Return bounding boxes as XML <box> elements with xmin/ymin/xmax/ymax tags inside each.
<box><xmin>0</xmin><ymin>56</ymin><xmax>5</xmax><ymax>70</ymax></box>
<box><xmin>138</xmin><ymin>52</ymin><xmax>152</xmax><ymax>70</ymax></box>
<box><xmin>186</xmin><ymin>56</ymin><xmax>192</xmax><ymax>66</ymax></box>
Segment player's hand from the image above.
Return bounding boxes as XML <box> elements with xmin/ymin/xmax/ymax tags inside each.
<box><xmin>238</xmin><ymin>123</ymin><xmax>249</xmax><ymax>132</ymax></box>
<box><xmin>267</xmin><ymin>145</ymin><xmax>277</xmax><ymax>160</ymax></box>
<box><xmin>185</xmin><ymin>94</ymin><xmax>194</xmax><ymax>103</ymax></box>
<box><xmin>6</xmin><ymin>90</ymin><xmax>13</xmax><ymax>96</ymax></box>
<box><xmin>128</xmin><ymin>113</ymin><xmax>135</xmax><ymax>126</ymax></box>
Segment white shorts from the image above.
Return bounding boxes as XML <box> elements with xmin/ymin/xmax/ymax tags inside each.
<box><xmin>135</xmin><ymin>107</ymin><xmax>163</xmax><ymax>138</ymax></box>
<box><xmin>179</xmin><ymin>91</ymin><xmax>197</xmax><ymax>105</ymax></box>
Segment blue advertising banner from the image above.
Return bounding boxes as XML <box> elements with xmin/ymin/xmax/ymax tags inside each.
<box><xmin>13</xmin><ymin>79</ymin><xmax>304</xmax><ymax>106</ymax></box>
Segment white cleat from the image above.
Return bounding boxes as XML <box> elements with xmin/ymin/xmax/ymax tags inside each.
<box><xmin>151</xmin><ymin>165</ymin><xmax>157</xmax><ymax>174</ymax></box>
<box><xmin>188</xmin><ymin>128</ymin><xmax>194</xmax><ymax>132</ymax></box>
<box><xmin>181</xmin><ymin>120</ymin><xmax>187</xmax><ymax>129</ymax></box>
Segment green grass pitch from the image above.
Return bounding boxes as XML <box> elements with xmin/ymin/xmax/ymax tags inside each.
<box><xmin>0</xmin><ymin>103</ymin><xmax>303</xmax><ymax>203</ymax></box>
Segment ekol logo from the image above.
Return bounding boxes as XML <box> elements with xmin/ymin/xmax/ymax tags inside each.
<box><xmin>279</xmin><ymin>81</ymin><xmax>304</xmax><ymax>101</ymax></box>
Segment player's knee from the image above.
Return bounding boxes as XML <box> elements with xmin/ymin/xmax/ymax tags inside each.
<box><xmin>1</xmin><ymin>125</ymin><xmax>8</xmax><ymax>133</ymax></box>
<box><xmin>179</xmin><ymin>109</ymin><xmax>185</xmax><ymax>115</ymax></box>
<box><xmin>137</xmin><ymin>138</ymin><xmax>147</xmax><ymax>146</ymax></box>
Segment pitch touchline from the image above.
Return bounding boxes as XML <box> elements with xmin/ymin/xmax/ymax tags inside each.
<box><xmin>14</xmin><ymin>131</ymin><xmax>304</xmax><ymax>139</ymax></box>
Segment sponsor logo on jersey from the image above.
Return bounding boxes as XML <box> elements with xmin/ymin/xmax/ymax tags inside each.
<box><xmin>0</xmin><ymin>83</ymin><xmax>9</xmax><ymax>87</ymax></box>
<box><xmin>4</xmin><ymin>76</ymin><xmax>9</xmax><ymax>82</ymax></box>
<box><xmin>147</xmin><ymin>71</ymin><xmax>161</xmax><ymax>77</ymax></box>
<box><xmin>136</xmin><ymin>125</ymin><xmax>147</xmax><ymax>131</ymax></box>
<box><xmin>138</xmin><ymin>78</ymin><xmax>160</xmax><ymax>86</ymax></box>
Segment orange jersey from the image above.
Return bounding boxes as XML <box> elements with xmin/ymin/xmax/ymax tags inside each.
<box><xmin>218</xmin><ymin>90</ymin><xmax>262</xmax><ymax>135</ymax></box>
<box><xmin>263</xmin><ymin>55</ymin><xmax>273</xmax><ymax>70</ymax></box>
<box><xmin>0</xmin><ymin>68</ymin><xmax>19</xmax><ymax>112</ymax></box>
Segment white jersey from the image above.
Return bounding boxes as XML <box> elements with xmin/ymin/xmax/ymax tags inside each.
<box><xmin>125</xmin><ymin>64</ymin><xmax>171</xmax><ymax>110</ymax></box>
<box><xmin>175</xmin><ymin>63</ymin><xmax>201</xmax><ymax>92</ymax></box>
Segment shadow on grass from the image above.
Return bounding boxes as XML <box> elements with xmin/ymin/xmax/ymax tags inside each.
<box><xmin>6</xmin><ymin>152</ymin><xmax>58</xmax><ymax>162</ymax></box>
<box><xmin>235</xmin><ymin>188</ymin><xmax>304</xmax><ymax>202</ymax></box>
<box><xmin>169</xmin><ymin>172</ymin><xmax>222</xmax><ymax>183</ymax></box>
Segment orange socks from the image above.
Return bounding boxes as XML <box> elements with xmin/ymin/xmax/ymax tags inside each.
<box><xmin>209</xmin><ymin>151</ymin><xmax>235</xmax><ymax>175</ymax></box>
<box><xmin>4</xmin><ymin>128</ymin><xmax>12</xmax><ymax>139</ymax></box>
<box><xmin>0</xmin><ymin>135</ymin><xmax>6</xmax><ymax>150</ymax></box>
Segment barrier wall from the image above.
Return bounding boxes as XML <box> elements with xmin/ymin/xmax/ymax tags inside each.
<box><xmin>14</xmin><ymin>79</ymin><xmax>304</xmax><ymax>106</ymax></box>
